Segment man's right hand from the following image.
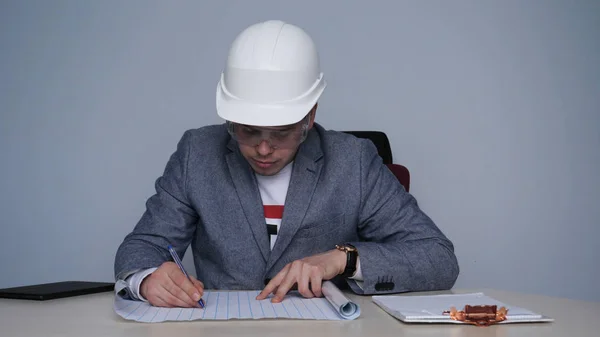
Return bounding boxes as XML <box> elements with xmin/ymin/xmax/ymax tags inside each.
<box><xmin>140</xmin><ymin>261</ymin><xmax>204</xmax><ymax>308</ymax></box>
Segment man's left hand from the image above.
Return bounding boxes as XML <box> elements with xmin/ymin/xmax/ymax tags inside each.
<box><xmin>256</xmin><ymin>249</ymin><xmax>346</xmax><ymax>303</ymax></box>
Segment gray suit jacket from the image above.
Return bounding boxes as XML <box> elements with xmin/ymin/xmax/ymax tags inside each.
<box><xmin>114</xmin><ymin>123</ymin><xmax>459</xmax><ymax>295</ymax></box>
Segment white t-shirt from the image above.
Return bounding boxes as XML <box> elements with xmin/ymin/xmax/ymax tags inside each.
<box><xmin>255</xmin><ymin>161</ymin><xmax>293</xmax><ymax>250</ymax></box>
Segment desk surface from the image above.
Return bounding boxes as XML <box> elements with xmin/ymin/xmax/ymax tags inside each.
<box><xmin>1</xmin><ymin>288</ymin><xmax>597</xmax><ymax>337</ymax></box>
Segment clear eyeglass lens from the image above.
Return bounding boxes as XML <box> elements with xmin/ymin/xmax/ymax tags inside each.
<box><xmin>234</xmin><ymin>125</ymin><xmax>304</xmax><ymax>149</ymax></box>
<box><xmin>229</xmin><ymin>119</ymin><xmax>308</xmax><ymax>149</ymax></box>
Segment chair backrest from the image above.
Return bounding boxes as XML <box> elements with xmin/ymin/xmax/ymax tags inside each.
<box><xmin>386</xmin><ymin>163</ymin><xmax>410</xmax><ymax>192</ymax></box>
<box><xmin>342</xmin><ymin>131</ymin><xmax>410</xmax><ymax>192</ymax></box>
<box><xmin>342</xmin><ymin>131</ymin><xmax>393</xmax><ymax>164</ymax></box>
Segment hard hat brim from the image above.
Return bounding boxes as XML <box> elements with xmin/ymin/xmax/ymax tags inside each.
<box><xmin>216</xmin><ymin>76</ymin><xmax>326</xmax><ymax>127</ymax></box>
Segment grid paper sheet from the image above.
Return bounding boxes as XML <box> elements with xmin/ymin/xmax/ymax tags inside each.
<box><xmin>115</xmin><ymin>290</ymin><xmax>348</xmax><ymax>322</ymax></box>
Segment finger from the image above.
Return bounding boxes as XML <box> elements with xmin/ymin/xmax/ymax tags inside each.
<box><xmin>164</xmin><ymin>276</ymin><xmax>200</xmax><ymax>307</ymax></box>
<box><xmin>189</xmin><ymin>276</ymin><xmax>205</xmax><ymax>295</ymax></box>
<box><xmin>257</xmin><ymin>277</ymin><xmax>282</xmax><ymax>300</ymax></box>
<box><xmin>146</xmin><ymin>285</ymin><xmax>175</xmax><ymax>308</ymax></box>
<box><xmin>160</xmin><ymin>283</ymin><xmax>196</xmax><ymax>308</ymax></box>
<box><xmin>257</xmin><ymin>266</ymin><xmax>289</xmax><ymax>300</ymax></box>
<box><xmin>150</xmin><ymin>293</ymin><xmax>173</xmax><ymax>308</ymax></box>
<box><xmin>189</xmin><ymin>276</ymin><xmax>206</xmax><ymax>307</ymax></box>
<box><xmin>169</xmin><ymin>269</ymin><xmax>202</xmax><ymax>302</ymax></box>
<box><xmin>168</xmin><ymin>270</ymin><xmax>203</xmax><ymax>305</ymax></box>
<box><xmin>310</xmin><ymin>273</ymin><xmax>324</xmax><ymax>297</ymax></box>
<box><xmin>297</xmin><ymin>266</ymin><xmax>315</xmax><ymax>298</ymax></box>
<box><xmin>157</xmin><ymin>291</ymin><xmax>189</xmax><ymax>308</ymax></box>
<box><xmin>273</xmin><ymin>263</ymin><xmax>302</xmax><ymax>303</ymax></box>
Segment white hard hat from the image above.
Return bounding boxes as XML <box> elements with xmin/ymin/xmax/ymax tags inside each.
<box><xmin>216</xmin><ymin>20</ymin><xmax>326</xmax><ymax>127</ymax></box>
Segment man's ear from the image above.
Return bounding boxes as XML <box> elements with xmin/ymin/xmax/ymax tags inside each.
<box><xmin>308</xmin><ymin>103</ymin><xmax>318</xmax><ymax>129</ymax></box>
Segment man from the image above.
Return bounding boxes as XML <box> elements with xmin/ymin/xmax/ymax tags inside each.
<box><xmin>114</xmin><ymin>20</ymin><xmax>459</xmax><ymax>308</ymax></box>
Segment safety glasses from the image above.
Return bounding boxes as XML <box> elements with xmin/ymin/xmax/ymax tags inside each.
<box><xmin>227</xmin><ymin>116</ymin><xmax>310</xmax><ymax>149</ymax></box>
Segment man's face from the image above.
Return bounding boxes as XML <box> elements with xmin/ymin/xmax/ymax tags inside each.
<box><xmin>234</xmin><ymin>111</ymin><xmax>315</xmax><ymax>176</ymax></box>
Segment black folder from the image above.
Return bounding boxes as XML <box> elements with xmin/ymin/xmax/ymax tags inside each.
<box><xmin>0</xmin><ymin>281</ymin><xmax>115</xmax><ymax>301</ymax></box>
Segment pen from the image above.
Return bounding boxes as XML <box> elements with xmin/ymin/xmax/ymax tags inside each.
<box><xmin>167</xmin><ymin>245</ymin><xmax>205</xmax><ymax>308</ymax></box>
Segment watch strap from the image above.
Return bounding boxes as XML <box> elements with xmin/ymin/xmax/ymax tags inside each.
<box><xmin>336</xmin><ymin>244</ymin><xmax>358</xmax><ymax>278</ymax></box>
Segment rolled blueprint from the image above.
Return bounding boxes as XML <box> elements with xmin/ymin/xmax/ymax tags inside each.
<box><xmin>322</xmin><ymin>280</ymin><xmax>361</xmax><ymax>320</ymax></box>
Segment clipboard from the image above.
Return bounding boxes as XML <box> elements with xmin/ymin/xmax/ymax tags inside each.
<box><xmin>0</xmin><ymin>281</ymin><xmax>115</xmax><ymax>301</ymax></box>
<box><xmin>372</xmin><ymin>292</ymin><xmax>554</xmax><ymax>325</ymax></box>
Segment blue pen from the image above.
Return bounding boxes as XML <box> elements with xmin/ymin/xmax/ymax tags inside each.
<box><xmin>167</xmin><ymin>245</ymin><xmax>205</xmax><ymax>308</ymax></box>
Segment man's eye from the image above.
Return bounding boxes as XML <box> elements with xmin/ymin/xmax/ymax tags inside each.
<box><xmin>241</xmin><ymin>127</ymin><xmax>259</xmax><ymax>135</ymax></box>
<box><xmin>273</xmin><ymin>131</ymin><xmax>291</xmax><ymax>139</ymax></box>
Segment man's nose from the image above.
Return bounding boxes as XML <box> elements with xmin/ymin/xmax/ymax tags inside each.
<box><xmin>256</xmin><ymin>139</ymin><xmax>274</xmax><ymax>156</ymax></box>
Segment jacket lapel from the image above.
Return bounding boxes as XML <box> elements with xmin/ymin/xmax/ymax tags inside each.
<box><xmin>266</xmin><ymin>128</ymin><xmax>324</xmax><ymax>272</ymax></box>
<box><xmin>225</xmin><ymin>140</ymin><xmax>270</xmax><ymax>263</ymax></box>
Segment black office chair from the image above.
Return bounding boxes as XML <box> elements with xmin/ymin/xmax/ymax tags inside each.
<box><xmin>342</xmin><ymin>131</ymin><xmax>410</xmax><ymax>192</ymax></box>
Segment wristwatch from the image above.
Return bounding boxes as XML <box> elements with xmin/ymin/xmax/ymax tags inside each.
<box><xmin>335</xmin><ymin>243</ymin><xmax>358</xmax><ymax>278</ymax></box>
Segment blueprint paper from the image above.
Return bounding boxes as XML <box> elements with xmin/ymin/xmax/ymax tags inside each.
<box><xmin>114</xmin><ymin>280</ymin><xmax>360</xmax><ymax>322</ymax></box>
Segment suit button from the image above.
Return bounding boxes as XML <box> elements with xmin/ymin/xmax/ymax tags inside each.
<box><xmin>375</xmin><ymin>276</ymin><xmax>395</xmax><ymax>291</ymax></box>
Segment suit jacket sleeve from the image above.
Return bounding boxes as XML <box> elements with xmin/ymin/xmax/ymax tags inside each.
<box><xmin>114</xmin><ymin>130</ymin><xmax>198</xmax><ymax>281</ymax></box>
<box><xmin>346</xmin><ymin>140</ymin><xmax>459</xmax><ymax>295</ymax></box>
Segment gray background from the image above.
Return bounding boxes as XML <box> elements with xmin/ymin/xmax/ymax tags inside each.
<box><xmin>1</xmin><ymin>0</ymin><xmax>598</xmax><ymax>301</ymax></box>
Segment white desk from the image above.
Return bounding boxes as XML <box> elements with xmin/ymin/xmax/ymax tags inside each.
<box><xmin>1</xmin><ymin>288</ymin><xmax>597</xmax><ymax>337</ymax></box>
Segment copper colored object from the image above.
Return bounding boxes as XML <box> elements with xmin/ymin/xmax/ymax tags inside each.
<box><xmin>443</xmin><ymin>305</ymin><xmax>508</xmax><ymax>326</ymax></box>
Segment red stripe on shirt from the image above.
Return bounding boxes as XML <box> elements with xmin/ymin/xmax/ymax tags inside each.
<box><xmin>263</xmin><ymin>205</ymin><xmax>284</xmax><ymax>219</ymax></box>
